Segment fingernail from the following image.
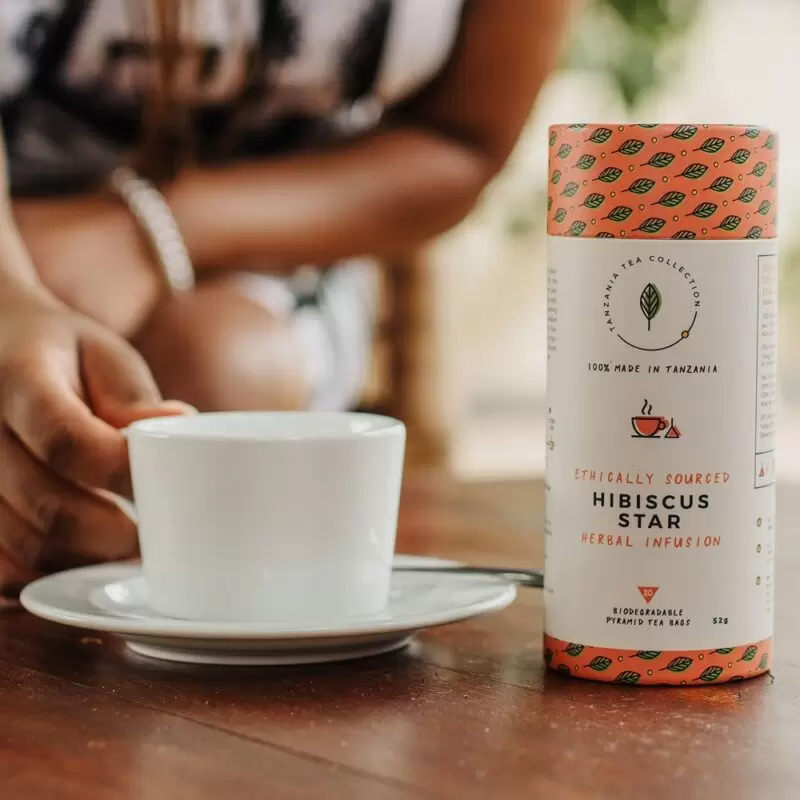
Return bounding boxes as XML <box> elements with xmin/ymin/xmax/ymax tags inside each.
<box><xmin>158</xmin><ymin>400</ymin><xmax>198</xmax><ymax>415</ymax></box>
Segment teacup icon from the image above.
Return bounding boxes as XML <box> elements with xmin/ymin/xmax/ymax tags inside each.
<box><xmin>631</xmin><ymin>415</ymin><xmax>667</xmax><ymax>438</ymax></box>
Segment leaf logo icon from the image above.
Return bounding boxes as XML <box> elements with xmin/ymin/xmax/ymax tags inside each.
<box><xmin>735</xmin><ymin>187</ymin><xmax>758</xmax><ymax>203</ymax></box>
<box><xmin>695</xmin><ymin>666</ymin><xmax>724</xmax><ymax>682</ymax></box>
<box><xmin>708</xmin><ymin>176</ymin><xmax>734</xmax><ymax>192</ymax></box>
<box><xmin>613</xmin><ymin>671</ymin><xmax>641</xmax><ymax>685</ymax></box>
<box><xmin>640</xmin><ymin>283</ymin><xmax>662</xmax><ymax>331</ymax></box>
<box><xmin>633</xmin><ymin>217</ymin><xmax>666</xmax><ymax>234</ymax></box>
<box><xmin>668</xmin><ymin>124</ymin><xmax>698</xmax><ymax>140</ymax></box>
<box><xmin>614</xmin><ymin>138</ymin><xmax>645</xmax><ymax>155</ymax></box>
<box><xmin>624</xmin><ymin>178</ymin><xmax>656</xmax><ymax>194</ymax></box>
<box><xmin>727</xmin><ymin>148</ymin><xmax>751</xmax><ymax>164</ymax></box>
<box><xmin>677</xmin><ymin>163</ymin><xmax>708</xmax><ymax>180</ymax></box>
<box><xmin>581</xmin><ymin>192</ymin><xmax>605</xmax><ymax>209</ymax></box>
<box><xmin>714</xmin><ymin>215</ymin><xmax>742</xmax><ymax>232</ymax></box>
<box><xmin>653</xmin><ymin>191</ymin><xmax>685</xmax><ymax>207</ymax></box>
<box><xmin>695</xmin><ymin>137</ymin><xmax>725</xmax><ymax>154</ymax></box>
<box><xmin>595</xmin><ymin>167</ymin><xmax>623</xmax><ymax>183</ymax></box>
<box><xmin>587</xmin><ymin>127</ymin><xmax>613</xmax><ymax>144</ymax></box>
<box><xmin>642</xmin><ymin>152</ymin><xmax>675</xmax><ymax>168</ymax></box>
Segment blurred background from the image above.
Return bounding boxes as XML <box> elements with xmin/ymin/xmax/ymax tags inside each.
<box><xmin>381</xmin><ymin>0</ymin><xmax>800</xmax><ymax>481</ymax></box>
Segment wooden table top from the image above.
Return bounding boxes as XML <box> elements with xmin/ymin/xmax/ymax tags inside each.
<box><xmin>1</xmin><ymin>472</ymin><xmax>798</xmax><ymax>800</ymax></box>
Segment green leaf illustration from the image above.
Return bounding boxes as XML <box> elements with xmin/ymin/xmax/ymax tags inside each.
<box><xmin>708</xmin><ymin>176</ymin><xmax>734</xmax><ymax>192</ymax></box>
<box><xmin>575</xmin><ymin>154</ymin><xmax>597</xmax><ymax>170</ymax></box>
<box><xmin>553</xmin><ymin>208</ymin><xmax>567</xmax><ymax>223</ymax></box>
<box><xmin>557</xmin><ymin>664</ymin><xmax>572</xmax><ymax>676</ymax></box>
<box><xmin>614</xmin><ymin>138</ymin><xmax>645</xmax><ymax>156</ymax></box>
<box><xmin>640</xmin><ymin>282</ymin><xmax>662</xmax><ymax>331</ymax></box>
<box><xmin>633</xmin><ymin>651</ymin><xmax>662</xmax><ymax>660</ymax></box>
<box><xmin>677</xmin><ymin>163</ymin><xmax>708</xmax><ymax>180</ymax></box>
<box><xmin>581</xmin><ymin>192</ymin><xmax>606</xmax><ymax>209</ymax></box>
<box><xmin>750</xmin><ymin>161</ymin><xmax>768</xmax><ymax>178</ymax></box>
<box><xmin>715</xmin><ymin>215</ymin><xmax>742</xmax><ymax>231</ymax></box>
<box><xmin>696</xmin><ymin>666</ymin><xmax>724</xmax><ymax>682</ymax></box>
<box><xmin>643</xmin><ymin>152</ymin><xmax>675</xmax><ymax>168</ymax></box>
<box><xmin>604</xmin><ymin>205</ymin><xmax>633</xmax><ymax>223</ymax></box>
<box><xmin>587</xmin><ymin>127</ymin><xmax>613</xmax><ymax>144</ymax></box>
<box><xmin>653</xmin><ymin>190</ymin><xmax>685</xmax><ymax>207</ymax></box>
<box><xmin>695</xmin><ymin>136</ymin><xmax>725</xmax><ymax>154</ymax></box>
<box><xmin>547</xmin><ymin>197</ymin><xmax>553</xmax><ymax>212</ymax></box>
<box><xmin>561</xmin><ymin>181</ymin><xmax>580</xmax><ymax>197</ymax></box>
<box><xmin>713</xmin><ymin>648</ymin><xmax>734</xmax><ymax>655</ymax></box>
<box><xmin>688</xmin><ymin>202</ymin><xmax>718</xmax><ymax>219</ymax></box>
<box><xmin>727</xmin><ymin>147</ymin><xmax>751</xmax><ymax>164</ymax></box>
<box><xmin>739</xmin><ymin>645</ymin><xmax>758</xmax><ymax>662</ymax></box>
<box><xmin>568</xmin><ymin>221</ymin><xmax>587</xmax><ymax>236</ymax></box>
<box><xmin>757</xmin><ymin>200</ymin><xmax>772</xmax><ymax>215</ymax></box>
<box><xmin>768</xmin><ymin>173</ymin><xmax>778</xmax><ymax>188</ymax></box>
<box><xmin>595</xmin><ymin>167</ymin><xmax>623</xmax><ymax>183</ymax></box>
<box><xmin>661</xmin><ymin>656</ymin><xmax>693</xmax><ymax>673</ymax></box>
<box><xmin>595</xmin><ymin>232</ymin><xmax>615</xmax><ymax>238</ymax></box>
<box><xmin>549</xmin><ymin>131</ymin><xmax>558</xmax><ymax>147</ymax></box>
<box><xmin>564</xmin><ymin>643</ymin><xmax>585</xmax><ymax>657</ymax></box>
<box><xmin>764</xmin><ymin>133</ymin><xmax>776</xmax><ymax>150</ymax></box>
<box><xmin>568</xmin><ymin>123</ymin><xmax>587</xmax><ymax>130</ymax></box>
<box><xmin>735</xmin><ymin>187</ymin><xmax>758</xmax><ymax>203</ymax></box>
<box><xmin>557</xmin><ymin>143</ymin><xmax>572</xmax><ymax>159</ymax></box>
<box><xmin>746</xmin><ymin>226</ymin><xmax>763</xmax><ymax>239</ymax></box>
<box><xmin>544</xmin><ymin>648</ymin><xmax>554</xmax><ymax>665</ymax></box>
<box><xmin>758</xmin><ymin>653</ymin><xmax>769</xmax><ymax>670</ymax></box>
<box><xmin>671</xmin><ymin>230</ymin><xmax>697</xmax><ymax>240</ymax></box>
<box><xmin>634</xmin><ymin>217</ymin><xmax>666</xmax><ymax>234</ymax></box>
<box><xmin>550</xmin><ymin>169</ymin><xmax>562</xmax><ymax>185</ymax></box>
<box><xmin>624</xmin><ymin>178</ymin><xmax>656</xmax><ymax>194</ymax></box>
<box><xmin>614</xmin><ymin>671</ymin><xmax>641</xmax><ymax>685</ymax></box>
<box><xmin>587</xmin><ymin>655</ymin><xmax>613</xmax><ymax>672</ymax></box>
<box><xmin>637</xmin><ymin>123</ymin><xmax>658</xmax><ymax>128</ymax></box>
<box><xmin>668</xmin><ymin>124</ymin><xmax>698</xmax><ymax>140</ymax></box>
<box><xmin>728</xmin><ymin>675</ymin><xmax>745</xmax><ymax>683</ymax></box>
<box><xmin>744</xmin><ymin>126</ymin><xmax>761</xmax><ymax>138</ymax></box>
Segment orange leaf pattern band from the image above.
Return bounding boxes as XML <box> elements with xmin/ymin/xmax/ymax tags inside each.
<box><xmin>547</xmin><ymin>124</ymin><xmax>777</xmax><ymax>240</ymax></box>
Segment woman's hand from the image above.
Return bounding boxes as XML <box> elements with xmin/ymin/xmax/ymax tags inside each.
<box><xmin>13</xmin><ymin>196</ymin><xmax>163</xmax><ymax>339</ymax></box>
<box><xmin>0</xmin><ymin>289</ymin><xmax>190</xmax><ymax>595</ymax></box>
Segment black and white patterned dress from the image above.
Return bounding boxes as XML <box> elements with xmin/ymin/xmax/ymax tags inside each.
<box><xmin>0</xmin><ymin>0</ymin><xmax>465</xmax><ymax>409</ymax></box>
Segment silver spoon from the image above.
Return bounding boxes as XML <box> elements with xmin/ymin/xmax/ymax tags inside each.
<box><xmin>393</xmin><ymin>565</ymin><xmax>544</xmax><ymax>588</ymax></box>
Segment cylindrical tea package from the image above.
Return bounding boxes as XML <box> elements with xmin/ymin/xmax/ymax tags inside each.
<box><xmin>545</xmin><ymin>123</ymin><xmax>778</xmax><ymax>685</ymax></box>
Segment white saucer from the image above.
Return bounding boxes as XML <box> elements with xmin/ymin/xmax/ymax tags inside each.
<box><xmin>20</xmin><ymin>556</ymin><xmax>516</xmax><ymax>666</ymax></box>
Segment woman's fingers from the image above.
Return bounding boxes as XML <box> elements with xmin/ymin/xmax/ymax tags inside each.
<box><xmin>1</xmin><ymin>358</ymin><xmax>130</xmax><ymax>493</ymax></box>
<box><xmin>0</xmin><ymin>426</ymin><xmax>139</xmax><ymax>568</ymax></box>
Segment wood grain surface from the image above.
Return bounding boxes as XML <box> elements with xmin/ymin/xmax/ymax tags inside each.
<box><xmin>1</xmin><ymin>473</ymin><xmax>797</xmax><ymax>800</ymax></box>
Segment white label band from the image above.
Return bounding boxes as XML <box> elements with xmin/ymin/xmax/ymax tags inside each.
<box><xmin>545</xmin><ymin>237</ymin><xmax>776</xmax><ymax>650</ymax></box>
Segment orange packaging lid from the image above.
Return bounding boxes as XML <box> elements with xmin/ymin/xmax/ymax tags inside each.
<box><xmin>547</xmin><ymin>124</ymin><xmax>778</xmax><ymax>240</ymax></box>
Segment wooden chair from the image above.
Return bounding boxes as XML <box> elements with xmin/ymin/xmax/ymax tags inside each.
<box><xmin>357</xmin><ymin>253</ymin><xmax>449</xmax><ymax>468</ymax></box>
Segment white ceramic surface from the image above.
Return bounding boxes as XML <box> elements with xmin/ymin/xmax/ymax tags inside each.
<box><xmin>126</xmin><ymin>412</ymin><xmax>406</xmax><ymax>622</ymax></box>
<box><xmin>19</xmin><ymin>556</ymin><xmax>517</xmax><ymax>666</ymax></box>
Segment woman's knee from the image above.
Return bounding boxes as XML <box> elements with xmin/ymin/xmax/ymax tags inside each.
<box><xmin>135</xmin><ymin>280</ymin><xmax>310</xmax><ymax>412</ymax></box>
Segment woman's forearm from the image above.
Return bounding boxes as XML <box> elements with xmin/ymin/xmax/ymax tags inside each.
<box><xmin>167</xmin><ymin>127</ymin><xmax>494</xmax><ymax>270</ymax></box>
<box><xmin>0</xmin><ymin>134</ymin><xmax>54</xmax><ymax>301</ymax></box>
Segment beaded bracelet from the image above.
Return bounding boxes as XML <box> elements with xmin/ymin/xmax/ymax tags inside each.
<box><xmin>108</xmin><ymin>166</ymin><xmax>195</xmax><ymax>294</ymax></box>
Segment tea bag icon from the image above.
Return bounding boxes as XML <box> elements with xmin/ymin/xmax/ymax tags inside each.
<box><xmin>664</xmin><ymin>419</ymin><xmax>681</xmax><ymax>439</ymax></box>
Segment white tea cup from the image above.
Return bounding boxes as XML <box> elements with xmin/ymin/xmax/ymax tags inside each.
<box><xmin>126</xmin><ymin>412</ymin><xmax>406</xmax><ymax>622</ymax></box>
